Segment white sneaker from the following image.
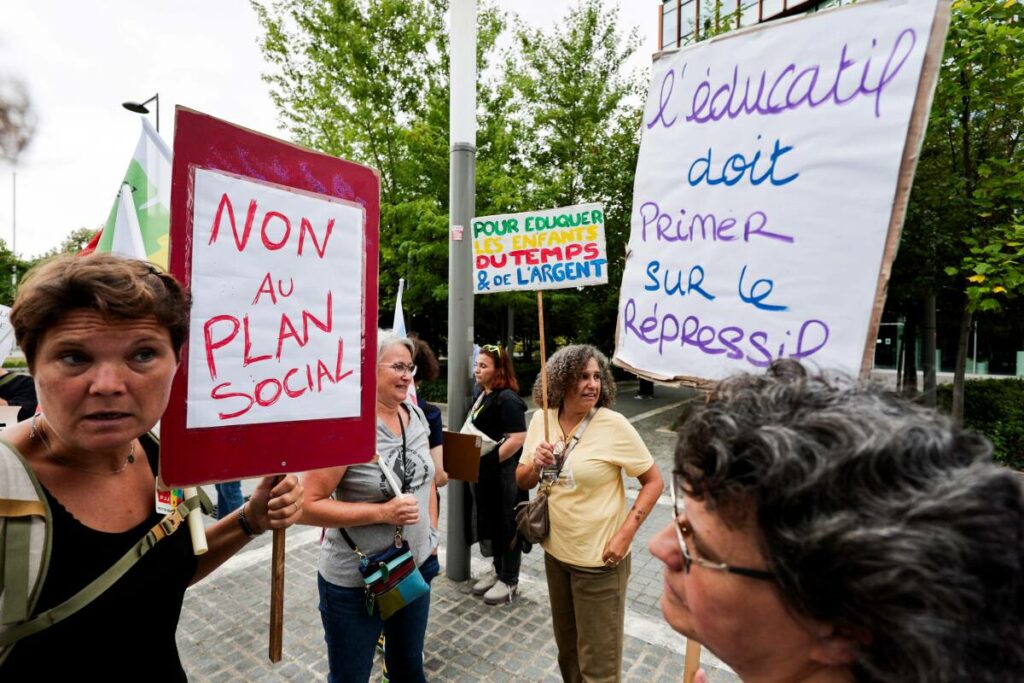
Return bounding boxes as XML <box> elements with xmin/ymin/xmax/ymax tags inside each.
<box><xmin>471</xmin><ymin>568</ymin><xmax>497</xmax><ymax>596</ymax></box>
<box><xmin>483</xmin><ymin>579</ymin><xmax>518</xmax><ymax>605</ymax></box>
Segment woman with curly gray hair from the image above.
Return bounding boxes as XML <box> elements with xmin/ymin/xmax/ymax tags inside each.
<box><xmin>516</xmin><ymin>344</ymin><xmax>663</xmax><ymax>683</ymax></box>
<box><xmin>649</xmin><ymin>366</ymin><xmax>1024</xmax><ymax>683</ymax></box>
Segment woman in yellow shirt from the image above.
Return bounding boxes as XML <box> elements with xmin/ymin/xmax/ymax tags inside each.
<box><xmin>516</xmin><ymin>344</ymin><xmax>663</xmax><ymax>683</ymax></box>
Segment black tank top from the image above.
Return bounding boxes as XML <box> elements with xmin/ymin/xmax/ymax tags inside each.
<box><xmin>1</xmin><ymin>437</ymin><xmax>198</xmax><ymax>681</ymax></box>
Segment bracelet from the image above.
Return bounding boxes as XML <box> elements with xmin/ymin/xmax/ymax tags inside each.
<box><xmin>238</xmin><ymin>502</ymin><xmax>264</xmax><ymax>538</ymax></box>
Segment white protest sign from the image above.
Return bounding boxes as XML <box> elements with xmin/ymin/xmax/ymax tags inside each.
<box><xmin>614</xmin><ymin>0</ymin><xmax>946</xmax><ymax>382</ymax></box>
<box><xmin>472</xmin><ymin>203</ymin><xmax>608</xmax><ymax>294</ymax></box>
<box><xmin>186</xmin><ymin>168</ymin><xmax>365</xmax><ymax>428</ymax></box>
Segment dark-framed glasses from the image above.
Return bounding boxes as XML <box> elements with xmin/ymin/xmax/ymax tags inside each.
<box><xmin>381</xmin><ymin>362</ymin><xmax>417</xmax><ymax>377</ymax></box>
<box><xmin>670</xmin><ymin>474</ymin><xmax>775</xmax><ymax>582</ymax></box>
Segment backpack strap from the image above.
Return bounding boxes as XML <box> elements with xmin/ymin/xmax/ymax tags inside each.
<box><xmin>0</xmin><ymin>494</ymin><xmax>202</xmax><ymax>647</ymax></box>
<box><xmin>0</xmin><ymin>440</ymin><xmax>51</xmax><ymax>640</ymax></box>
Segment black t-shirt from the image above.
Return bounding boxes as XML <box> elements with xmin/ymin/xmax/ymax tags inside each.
<box><xmin>1</xmin><ymin>437</ymin><xmax>198</xmax><ymax>681</ymax></box>
<box><xmin>470</xmin><ymin>388</ymin><xmax>527</xmax><ymax>454</ymax></box>
<box><xmin>0</xmin><ymin>372</ymin><xmax>37</xmax><ymax>423</ymax></box>
<box><xmin>420</xmin><ymin>399</ymin><xmax>444</xmax><ymax>449</ymax></box>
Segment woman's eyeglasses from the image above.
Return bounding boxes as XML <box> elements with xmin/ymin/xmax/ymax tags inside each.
<box><xmin>481</xmin><ymin>344</ymin><xmax>503</xmax><ymax>358</ymax></box>
<box><xmin>381</xmin><ymin>362</ymin><xmax>417</xmax><ymax>377</ymax></box>
<box><xmin>669</xmin><ymin>474</ymin><xmax>775</xmax><ymax>582</ymax></box>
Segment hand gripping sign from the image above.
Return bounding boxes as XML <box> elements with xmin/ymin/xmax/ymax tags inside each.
<box><xmin>161</xmin><ymin>108</ymin><xmax>379</xmax><ymax>487</ymax></box>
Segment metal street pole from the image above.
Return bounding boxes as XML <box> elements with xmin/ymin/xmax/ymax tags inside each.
<box><xmin>11</xmin><ymin>170</ymin><xmax>16</xmax><ymax>288</ymax></box>
<box><xmin>446</xmin><ymin>0</ymin><xmax>476</xmax><ymax>582</ymax></box>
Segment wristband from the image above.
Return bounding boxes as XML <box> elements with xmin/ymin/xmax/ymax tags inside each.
<box><xmin>238</xmin><ymin>502</ymin><xmax>264</xmax><ymax>538</ymax></box>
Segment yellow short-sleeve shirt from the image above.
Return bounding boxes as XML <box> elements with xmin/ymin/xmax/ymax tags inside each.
<box><xmin>521</xmin><ymin>407</ymin><xmax>654</xmax><ymax>567</ymax></box>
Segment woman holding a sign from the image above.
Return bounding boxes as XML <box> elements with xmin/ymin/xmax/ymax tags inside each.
<box><xmin>649</xmin><ymin>369</ymin><xmax>1024</xmax><ymax>683</ymax></box>
<box><xmin>516</xmin><ymin>344</ymin><xmax>664</xmax><ymax>683</ymax></box>
<box><xmin>301</xmin><ymin>331</ymin><xmax>438</xmax><ymax>683</ymax></box>
<box><xmin>0</xmin><ymin>254</ymin><xmax>305</xmax><ymax>680</ymax></box>
<box><xmin>466</xmin><ymin>343</ymin><xmax>528</xmax><ymax>605</ymax></box>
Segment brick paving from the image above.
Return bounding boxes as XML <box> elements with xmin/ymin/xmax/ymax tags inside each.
<box><xmin>178</xmin><ymin>382</ymin><xmax>739</xmax><ymax>682</ymax></box>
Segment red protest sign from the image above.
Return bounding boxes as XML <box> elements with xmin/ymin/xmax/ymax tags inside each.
<box><xmin>161</xmin><ymin>108</ymin><xmax>379</xmax><ymax>486</ymax></box>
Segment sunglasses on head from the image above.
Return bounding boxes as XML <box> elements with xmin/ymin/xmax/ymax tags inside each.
<box><xmin>481</xmin><ymin>344</ymin><xmax>503</xmax><ymax>358</ymax></box>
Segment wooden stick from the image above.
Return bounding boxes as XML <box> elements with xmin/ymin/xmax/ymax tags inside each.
<box><xmin>859</xmin><ymin>0</ymin><xmax>951</xmax><ymax>379</ymax></box>
<box><xmin>183</xmin><ymin>487</ymin><xmax>207</xmax><ymax>555</ymax></box>
<box><xmin>269</xmin><ymin>527</ymin><xmax>286</xmax><ymax>662</ymax></box>
<box><xmin>537</xmin><ymin>290</ymin><xmax>549</xmax><ymax>442</ymax></box>
<box><xmin>683</xmin><ymin>638</ymin><xmax>702</xmax><ymax>683</ymax></box>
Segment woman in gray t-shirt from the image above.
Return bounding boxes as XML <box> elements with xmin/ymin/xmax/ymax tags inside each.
<box><xmin>301</xmin><ymin>332</ymin><xmax>438</xmax><ymax>683</ymax></box>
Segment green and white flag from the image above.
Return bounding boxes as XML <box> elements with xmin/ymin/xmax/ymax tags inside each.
<box><xmin>109</xmin><ymin>182</ymin><xmax>148</xmax><ymax>261</ymax></box>
<box><xmin>99</xmin><ymin>118</ymin><xmax>172</xmax><ymax>268</ymax></box>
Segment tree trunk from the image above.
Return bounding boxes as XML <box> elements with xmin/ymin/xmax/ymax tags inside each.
<box><xmin>952</xmin><ymin>302</ymin><xmax>972</xmax><ymax>426</ymax></box>
<box><xmin>902</xmin><ymin>316</ymin><xmax>918</xmax><ymax>398</ymax></box>
<box><xmin>921</xmin><ymin>295</ymin><xmax>937</xmax><ymax>407</ymax></box>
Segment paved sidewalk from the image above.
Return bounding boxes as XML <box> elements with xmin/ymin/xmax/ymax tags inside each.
<box><xmin>179</xmin><ymin>382</ymin><xmax>739</xmax><ymax>682</ymax></box>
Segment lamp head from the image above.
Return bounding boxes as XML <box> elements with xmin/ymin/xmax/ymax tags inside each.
<box><xmin>121</xmin><ymin>101</ymin><xmax>150</xmax><ymax>114</ymax></box>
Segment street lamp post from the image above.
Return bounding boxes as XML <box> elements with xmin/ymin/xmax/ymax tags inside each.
<box><xmin>122</xmin><ymin>93</ymin><xmax>160</xmax><ymax>132</ymax></box>
<box><xmin>446</xmin><ymin>0</ymin><xmax>476</xmax><ymax>582</ymax></box>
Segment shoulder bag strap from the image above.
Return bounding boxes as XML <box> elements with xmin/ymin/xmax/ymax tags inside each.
<box><xmin>338</xmin><ymin>405</ymin><xmax>410</xmax><ymax>556</ymax></box>
<box><xmin>552</xmin><ymin>407</ymin><xmax>598</xmax><ymax>479</ymax></box>
<box><xmin>0</xmin><ymin>373</ymin><xmax>19</xmax><ymax>389</ymax></box>
<box><xmin>0</xmin><ymin>495</ymin><xmax>201</xmax><ymax>647</ymax></box>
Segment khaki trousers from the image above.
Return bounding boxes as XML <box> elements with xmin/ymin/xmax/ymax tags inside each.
<box><xmin>544</xmin><ymin>552</ymin><xmax>631</xmax><ymax>683</ymax></box>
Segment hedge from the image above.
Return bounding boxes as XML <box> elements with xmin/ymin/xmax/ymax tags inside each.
<box><xmin>936</xmin><ymin>379</ymin><xmax>1024</xmax><ymax>470</ymax></box>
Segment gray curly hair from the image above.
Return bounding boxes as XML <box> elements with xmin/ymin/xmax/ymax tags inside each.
<box><xmin>532</xmin><ymin>344</ymin><xmax>616</xmax><ymax>409</ymax></box>
<box><xmin>676</xmin><ymin>370</ymin><xmax>1024</xmax><ymax>683</ymax></box>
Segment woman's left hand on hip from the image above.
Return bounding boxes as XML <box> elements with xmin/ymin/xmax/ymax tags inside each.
<box><xmin>602</xmin><ymin>529</ymin><xmax>632</xmax><ymax>566</ymax></box>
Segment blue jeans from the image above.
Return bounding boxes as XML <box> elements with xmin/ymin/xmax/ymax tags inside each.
<box><xmin>318</xmin><ymin>555</ymin><xmax>439</xmax><ymax>683</ymax></box>
<box><xmin>215</xmin><ymin>481</ymin><xmax>244</xmax><ymax>519</ymax></box>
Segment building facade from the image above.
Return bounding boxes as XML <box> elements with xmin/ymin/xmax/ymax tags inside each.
<box><xmin>659</xmin><ymin>0</ymin><xmax>853</xmax><ymax>49</ymax></box>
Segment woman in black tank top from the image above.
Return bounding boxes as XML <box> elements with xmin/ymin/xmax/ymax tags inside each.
<box><xmin>0</xmin><ymin>254</ymin><xmax>305</xmax><ymax>679</ymax></box>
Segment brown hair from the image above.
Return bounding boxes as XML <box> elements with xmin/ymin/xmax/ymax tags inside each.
<box><xmin>11</xmin><ymin>253</ymin><xmax>190</xmax><ymax>369</ymax></box>
<box><xmin>479</xmin><ymin>344</ymin><xmax>518</xmax><ymax>393</ymax></box>
<box><xmin>531</xmin><ymin>344</ymin><xmax>616</xmax><ymax>409</ymax></box>
<box><xmin>412</xmin><ymin>338</ymin><xmax>440</xmax><ymax>383</ymax></box>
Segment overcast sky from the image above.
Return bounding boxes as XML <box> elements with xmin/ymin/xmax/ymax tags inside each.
<box><xmin>0</xmin><ymin>1</ymin><xmax>658</xmax><ymax>259</ymax></box>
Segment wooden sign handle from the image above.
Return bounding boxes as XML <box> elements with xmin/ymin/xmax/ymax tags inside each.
<box><xmin>269</xmin><ymin>527</ymin><xmax>286</xmax><ymax>662</ymax></box>
<box><xmin>683</xmin><ymin>639</ymin><xmax>702</xmax><ymax>683</ymax></box>
<box><xmin>537</xmin><ymin>291</ymin><xmax>549</xmax><ymax>442</ymax></box>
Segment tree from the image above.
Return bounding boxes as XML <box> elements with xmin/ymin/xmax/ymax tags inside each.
<box><xmin>0</xmin><ymin>78</ymin><xmax>35</xmax><ymax>163</ymax></box>
<box><xmin>901</xmin><ymin>0</ymin><xmax>1024</xmax><ymax>422</ymax></box>
<box><xmin>253</xmin><ymin>0</ymin><xmax>648</xmax><ymax>356</ymax></box>
<box><xmin>490</xmin><ymin>0</ymin><xmax>645</xmax><ymax>354</ymax></box>
<box><xmin>254</xmin><ymin>0</ymin><xmax>526</xmax><ymax>343</ymax></box>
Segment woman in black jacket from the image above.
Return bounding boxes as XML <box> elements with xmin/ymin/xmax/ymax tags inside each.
<box><xmin>467</xmin><ymin>343</ymin><xmax>527</xmax><ymax>604</ymax></box>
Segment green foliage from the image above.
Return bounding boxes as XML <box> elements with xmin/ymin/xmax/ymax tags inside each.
<box><xmin>0</xmin><ymin>239</ymin><xmax>34</xmax><ymax>307</ymax></box>
<box><xmin>936</xmin><ymin>378</ymin><xmax>1024</xmax><ymax>468</ymax></box>
<box><xmin>903</xmin><ymin>0</ymin><xmax>1024</xmax><ymax>314</ymax></box>
<box><xmin>2</xmin><ymin>356</ymin><xmax>26</xmax><ymax>369</ymax></box>
<box><xmin>252</xmin><ymin>0</ymin><xmax>454</xmax><ymax>339</ymax></box>
<box><xmin>252</xmin><ymin>0</ymin><xmax>647</xmax><ymax>353</ymax></box>
<box><xmin>483</xmin><ymin>0</ymin><xmax>644</xmax><ymax>352</ymax></box>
